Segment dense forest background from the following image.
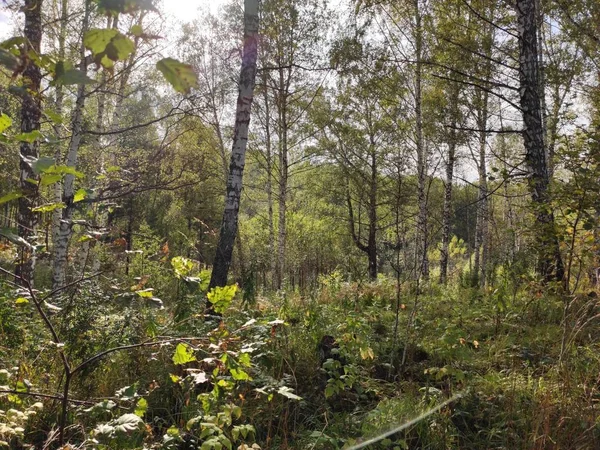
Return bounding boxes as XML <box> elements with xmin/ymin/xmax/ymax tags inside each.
<box><xmin>1</xmin><ymin>0</ymin><xmax>600</xmax><ymax>448</ymax></box>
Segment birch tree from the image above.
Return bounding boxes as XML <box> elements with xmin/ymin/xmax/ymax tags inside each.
<box><xmin>208</xmin><ymin>0</ymin><xmax>260</xmax><ymax>291</ymax></box>
<box><xmin>15</xmin><ymin>0</ymin><xmax>43</xmax><ymax>285</ymax></box>
<box><xmin>516</xmin><ymin>0</ymin><xmax>564</xmax><ymax>281</ymax></box>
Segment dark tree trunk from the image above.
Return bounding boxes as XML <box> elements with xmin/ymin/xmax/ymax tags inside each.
<box><xmin>439</xmin><ymin>86</ymin><xmax>459</xmax><ymax>285</ymax></box>
<box><xmin>208</xmin><ymin>0</ymin><xmax>260</xmax><ymax>293</ymax></box>
<box><xmin>414</xmin><ymin>0</ymin><xmax>429</xmax><ymax>280</ymax></box>
<box><xmin>516</xmin><ymin>0</ymin><xmax>564</xmax><ymax>282</ymax></box>
<box><xmin>16</xmin><ymin>0</ymin><xmax>43</xmax><ymax>285</ymax></box>
<box><xmin>367</xmin><ymin>136</ymin><xmax>378</xmax><ymax>280</ymax></box>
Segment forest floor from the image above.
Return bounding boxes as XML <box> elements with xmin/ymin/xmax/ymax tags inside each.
<box><xmin>2</xmin><ymin>274</ymin><xmax>600</xmax><ymax>449</ymax></box>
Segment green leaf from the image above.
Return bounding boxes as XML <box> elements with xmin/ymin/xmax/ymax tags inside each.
<box><xmin>46</xmin><ymin>164</ymin><xmax>85</xmax><ymax>178</ymax></box>
<box><xmin>238</xmin><ymin>352</ymin><xmax>251</xmax><ymax>367</ymax></box>
<box><xmin>0</xmin><ymin>48</ymin><xmax>19</xmax><ymax>71</ymax></box>
<box><xmin>28</xmin><ymin>156</ymin><xmax>55</xmax><ymax>175</ymax></box>
<box><xmin>134</xmin><ymin>398</ymin><xmax>148</xmax><ymax>417</ymax></box>
<box><xmin>14</xmin><ymin>130</ymin><xmax>44</xmax><ymax>143</ymax></box>
<box><xmin>135</xmin><ymin>288</ymin><xmax>154</xmax><ymax>298</ymax></box>
<box><xmin>207</xmin><ymin>285</ymin><xmax>237</xmax><ymax>314</ymax></box>
<box><xmin>0</xmin><ymin>228</ymin><xmax>33</xmax><ymax>249</ymax></box>
<box><xmin>156</xmin><ymin>58</ymin><xmax>198</xmax><ymax>94</ymax></box>
<box><xmin>0</xmin><ymin>113</ymin><xmax>11</xmax><ymax>133</ymax></box>
<box><xmin>73</xmin><ymin>188</ymin><xmax>87</xmax><ymax>203</ymax></box>
<box><xmin>277</xmin><ymin>386</ymin><xmax>302</xmax><ymax>400</ymax></box>
<box><xmin>171</xmin><ymin>256</ymin><xmax>194</xmax><ymax>278</ymax></box>
<box><xmin>15</xmin><ymin>297</ymin><xmax>29</xmax><ymax>305</ymax></box>
<box><xmin>0</xmin><ymin>192</ymin><xmax>22</xmax><ymax>205</ymax></box>
<box><xmin>39</xmin><ymin>174</ymin><xmax>62</xmax><ymax>187</ymax></box>
<box><xmin>106</xmin><ymin>34</ymin><xmax>135</xmax><ymax>61</ymax></box>
<box><xmin>130</xmin><ymin>24</ymin><xmax>143</xmax><ymax>36</ymax></box>
<box><xmin>113</xmin><ymin>413</ymin><xmax>145</xmax><ymax>435</ymax></box>
<box><xmin>45</xmin><ymin>110</ymin><xmax>63</xmax><ymax>125</ymax></box>
<box><xmin>84</xmin><ymin>400</ymin><xmax>116</xmax><ymax>413</ymax></box>
<box><xmin>55</xmin><ymin>68</ymin><xmax>95</xmax><ymax>86</ymax></box>
<box><xmin>172</xmin><ymin>343</ymin><xmax>197</xmax><ymax>365</ymax></box>
<box><xmin>84</xmin><ymin>28</ymin><xmax>119</xmax><ymax>56</ymax></box>
<box><xmin>84</xmin><ymin>29</ymin><xmax>135</xmax><ymax>68</ymax></box>
<box><xmin>229</xmin><ymin>368</ymin><xmax>250</xmax><ymax>381</ymax></box>
<box><xmin>32</xmin><ymin>202</ymin><xmax>66</xmax><ymax>213</ymax></box>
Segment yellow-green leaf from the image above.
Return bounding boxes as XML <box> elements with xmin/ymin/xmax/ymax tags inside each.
<box><xmin>0</xmin><ymin>192</ymin><xmax>22</xmax><ymax>205</ymax></box>
<box><xmin>156</xmin><ymin>58</ymin><xmax>198</xmax><ymax>94</ymax></box>
<box><xmin>32</xmin><ymin>202</ymin><xmax>66</xmax><ymax>213</ymax></box>
<box><xmin>0</xmin><ymin>113</ymin><xmax>11</xmax><ymax>133</ymax></box>
<box><xmin>172</xmin><ymin>343</ymin><xmax>196</xmax><ymax>365</ymax></box>
<box><xmin>134</xmin><ymin>398</ymin><xmax>147</xmax><ymax>417</ymax></box>
<box><xmin>73</xmin><ymin>188</ymin><xmax>87</xmax><ymax>203</ymax></box>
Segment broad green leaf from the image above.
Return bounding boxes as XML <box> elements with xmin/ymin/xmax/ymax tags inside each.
<box><xmin>0</xmin><ymin>228</ymin><xmax>33</xmax><ymax>249</ymax></box>
<box><xmin>55</xmin><ymin>68</ymin><xmax>95</xmax><ymax>86</ymax></box>
<box><xmin>14</xmin><ymin>130</ymin><xmax>44</xmax><ymax>143</ymax></box>
<box><xmin>73</xmin><ymin>188</ymin><xmax>87</xmax><ymax>203</ymax></box>
<box><xmin>134</xmin><ymin>398</ymin><xmax>148</xmax><ymax>417</ymax></box>
<box><xmin>28</xmin><ymin>156</ymin><xmax>55</xmax><ymax>175</ymax></box>
<box><xmin>0</xmin><ymin>191</ymin><xmax>22</xmax><ymax>205</ymax></box>
<box><xmin>172</xmin><ymin>343</ymin><xmax>196</xmax><ymax>365</ymax></box>
<box><xmin>46</xmin><ymin>165</ymin><xmax>85</xmax><ymax>178</ymax></box>
<box><xmin>0</xmin><ymin>48</ymin><xmax>19</xmax><ymax>71</ymax></box>
<box><xmin>130</xmin><ymin>24</ymin><xmax>143</xmax><ymax>36</ymax></box>
<box><xmin>45</xmin><ymin>110</ymin><xmax>63</xmax><ymax>125</ymax></box>
<box><xmin>199</xmin><ymin>269</ymin><xmax>211</xmax><ymax>291</ymax></box>
<box><xmin>15</xmin><ymin>297</ymin><xmax>29</xmax><ymax>305</ymax></box>
<box><xmin>171</xmin><ymin>256</ymin><xmax>193</xmax><ymax>278</ymax></box>
<box><xmin>84</xmin><ymin>29</ymin><xmax>135</xmax><ymax>68</ymax></box>
<box><xmin>0</xmin><ymin>113</ymin><xmax>11</xmax><ymax>133</ymax></box>
<box><xmin>84</xmin><ymin>28</ymin><xmax>119</xmax><ymax>55</ymax></box>
<box><xmin>32</xmin><ymin>202</ymin><xmax>66</xmax><ymax>213</ymax></box>
<box><xmin>229</xmin><ymin>368</ymin><xmax>250</xmax><ymax>381</ymax></box>
<box><xmin>105</xmin><ymin>34</ymin><xmax>135</xmax><ymax>61</ymax></box>
<box><xmin>277</xmin><ymin>386</ymin><xmax>302</xmax><ymax>400</ymax></box>
<box><xmin>40</xmin><ymin>174</ymin><xmax>62</xmax><ymax>187</ymax></box>
<box><xmin>156</xmin><ymin>58</ymin><xmax>198</xmax><ymax>94</ymax></box>
<box><xmin>238</xmin><ymin>352</ymin><xmax>251</xmax><ymax>367</ymax></box>
<box><xmin>207</xmin><ymin>284</ymin><xmax>237</xmax><ymax>314</ymax></box>
<box><xmin>113</xmin><ymin>413</ymin><xmax>145</xmax><ymax>435</ymax></box>
<box><xmin>84</xmin><ymin>400</ymin><xmax>116</xmax><ymax>413</ymax></box>
<box><xmin>135</xmin><ymin>288</ymin><xmax>154</xmax><ymax>298</ymax></box>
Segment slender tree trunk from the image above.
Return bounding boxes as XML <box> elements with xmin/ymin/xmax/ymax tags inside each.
<box><xmin>516</xmin><ymin>0</ymin><xmax>564</xmax><ymax>282</ymax></box>
<box><xmin>52</xmin><ymin>0</ymin><xmax>90</xmax><ymax>290</ymax></box>
<box><xmin>16</xmin><ymin>0</ymin><xmax>43</xmax><ymax>285</ymax></box>
<box><xmin>473</xmin><ymin>87</ymin><xmax>489</xmax><ymax>288</ymax></box>
<box><xmin>276</xmin><ymin>66</ymin><xmax>288</xmax><ymax>290</ymax></box>
<box><xmin>440</xmin><ymin>87</ymin><xmax>459</xmax><ymax>285</ymax></box>
<box><xmin>262</xmin><ymin>71</ymin><xmax>276</xmax><ymax>290</ymax></box>
<box><xmin>208</xmin><ymin>0</ymin><xmax>260</xmax><ymax>291</ymax></box>
<box><xmin>414</xmin><ymin>0</ymin><xmax>429</xmax><ymax>279</ymax></box>
<box><xmin>368</xmin><ymin>136</ymin><xmax>378</xmax><ymax>280</ymax></box>
<box><xmin>51</xmin><ymin>0</ymin><xmax>68</xmax><ymax>258</ymax></box>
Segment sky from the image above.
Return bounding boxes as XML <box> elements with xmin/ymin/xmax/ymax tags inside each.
<box><xmin>0</xmin><ymin>0</ymin><xmax>226</xmax><ymax>40</ymax></box>
<box><xmin>163</xmin><ymin>0</ymin><xmax>226</xmax><ymax>21</ymax></box>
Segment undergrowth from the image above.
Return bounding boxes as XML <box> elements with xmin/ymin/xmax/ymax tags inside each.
<box><xmin>1</xmin><ymin>270</ymin><xmax>600</xmax><ymax>449</ymax></box>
